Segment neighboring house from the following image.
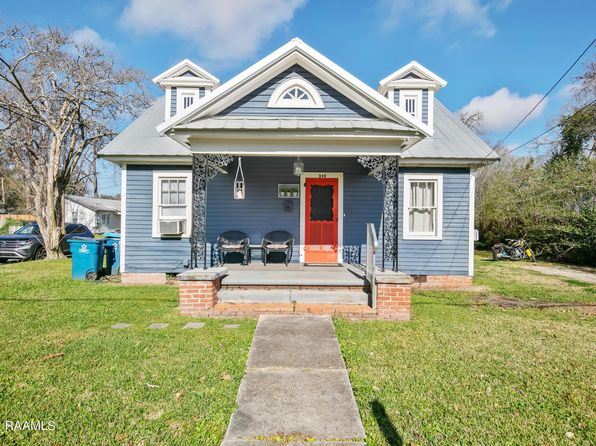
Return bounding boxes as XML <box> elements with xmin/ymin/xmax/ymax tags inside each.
<box><xmin>99</xmin><ymin>38</ymin><xmax>497</xmax><ymax>286</ymax></box>
<box><xmin>65</xmin><ymin>195</ymin><xmax>121</xmax><ymax>234</ymax></box>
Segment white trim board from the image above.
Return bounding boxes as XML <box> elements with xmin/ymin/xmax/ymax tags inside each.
<box><xmin>468</xmin><ymin>169</ymin><xmax>476</xmax><ymax>276</ymax></box>
<box><xmin>120</xmin><ymin>165</ymin><xmax>127</xmax><ymax>272</ymax></box>
<box><xmin>299</xmin><ymin>172</ymin><xmax>344</xmax><ymax>263</ymax></box>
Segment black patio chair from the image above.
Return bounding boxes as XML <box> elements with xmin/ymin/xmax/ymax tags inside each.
<box><xmin>217</xmin><ymin>231</ymin><xmax>250</xmax><ymax>265</ymax></box>
<box><xmin>261</xmin><ymin>231</ymin><xmax>294</xmax><ymax>265</ymax></box>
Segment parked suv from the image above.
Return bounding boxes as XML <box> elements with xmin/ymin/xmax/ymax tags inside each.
<box><xmin>0</xmin><ymin>223</ymin><xmax>93</xmax><ymax>262</ymax></box>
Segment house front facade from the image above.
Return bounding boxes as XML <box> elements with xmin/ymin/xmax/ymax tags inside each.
<box><xmin>99</xmin><ymin>38</ymin><xmax>497</xmax><ymax>294</ymax></box>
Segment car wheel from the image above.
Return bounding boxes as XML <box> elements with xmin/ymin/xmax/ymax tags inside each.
<box><xmin>34</xmin><ymin>247</ymin><xmax>47</xmax><ymax>260</ymax></box>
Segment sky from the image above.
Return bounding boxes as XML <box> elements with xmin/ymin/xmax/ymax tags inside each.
<box><xmin>1</xmin><ymin>0</ymin><xmax>594</xmax><ymax>195</ymax></box>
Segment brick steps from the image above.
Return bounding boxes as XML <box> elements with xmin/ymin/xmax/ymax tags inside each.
<box><xmin>218</xmin><ymin>288</ymin><xmax>370</xmax><ymax>305</ymax></box>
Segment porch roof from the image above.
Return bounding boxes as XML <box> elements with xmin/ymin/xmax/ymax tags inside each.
<box><xmin>179</xmin><ymin>116</ymin><xmax>411</xmax><ymax>132</ymax></box>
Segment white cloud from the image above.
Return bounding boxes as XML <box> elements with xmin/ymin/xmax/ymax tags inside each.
<box><xmin>380</xmin><ymin>0</ymin><xmax>512</xmax><ymax>38</ymax></box>
<box><xmin>120</xmin><ymin>0</ymin><xmax>306</xmax><ymax>63</ymax></box>
<box><xmin>72</xmin><ymin>27</ymin><xmax>114</xmax><ymax>50</ymax></box>
<box><xmin>458</xmin><ymin>87</ymin><xmax>548</xmax><ymax>133</ymax></box>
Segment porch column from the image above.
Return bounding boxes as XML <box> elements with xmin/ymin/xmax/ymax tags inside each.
<box><xmin>357</xmin><ymin>156</ymin><xmax>400</xmax><ymax>272</ymax></box>
<box><xmin>190</xmin><ymin>154</ymin><xmax>233</xmax><ymax>269</ymax></box>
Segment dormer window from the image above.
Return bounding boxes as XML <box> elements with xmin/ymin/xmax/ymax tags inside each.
<box><xmin>267</xmin><ymin>78</ymin><xmax>324</xmax><ymax>109</ymax></box>
<box><xmin>182</xmin><ymin>94</ymin><xmax>194</xmax><ymax>109</ymax></box>
<box><xmin>401</xmin><ymin>90</ymin><xmax>422</xmax><ymax>120</ymax></box>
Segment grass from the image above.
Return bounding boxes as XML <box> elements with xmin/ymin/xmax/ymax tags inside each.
<box><xmin>336</xmin><ymin>253</ymin><xmax>596</xmax><ymax>445</ymax></box>
<box><xmin>1</xmin><ymin>253</ymin><xmax>594</xmax><ymax>445</ymax></box>
<box><xmin>474</xmin><ymin>252</ymin><xmax>596</xmax><ymax>304</ymax></box>
<box><xmin>0</xmin><ymin>260</ymin><xmax>255</xmax><ymax>445</ymax></box>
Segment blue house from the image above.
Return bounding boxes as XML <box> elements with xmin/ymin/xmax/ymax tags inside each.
<box><xmin>100</xmin><ymin>39</ymin><xmax>496</xmax><ymax>317</ymax></box>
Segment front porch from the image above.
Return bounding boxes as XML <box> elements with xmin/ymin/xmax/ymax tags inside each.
<box><xmin>178</xmin><ymin>258</ymin><xmax>413</xmax><ymax>320</ymax></box>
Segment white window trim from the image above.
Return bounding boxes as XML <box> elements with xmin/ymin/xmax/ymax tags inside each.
<box><xmin>400</xmin><ymin>89</ymin><xmax>422</xmax><ymax>121</ymax></box>
<box><xmin>403</xmin><ymin>173</ymin><xmax>443</xmax><ymax>240</ymax></box>
<box><xmin>267</xmin><ymin>78</ymin><xmax>324</xmax><ymax>109</ymax></box>
<box><xmin>152</xmin><ymin>171</ymin><xmax>192</xmax><ymax>238</ymax></box>
<box><xmin>177</xmin><ymin>88</ymin><xmax>199</xmax><ymax>112</ymax></box>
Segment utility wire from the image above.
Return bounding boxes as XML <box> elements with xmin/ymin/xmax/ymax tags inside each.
<box><xmin>495</xmin><ymin>98</ymin><xmax>596</xmax><ymax>159</ymax></box>
<box><xmin>493</xmin><ymin>37</ymin><xmax>595</xmax><ymax>150</ymax></box>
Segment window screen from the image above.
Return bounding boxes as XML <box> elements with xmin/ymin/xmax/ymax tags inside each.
<box><xmin>310</xmin><ymin>185</ymin><xmax>334</xmax><ymax>221</ymax></box>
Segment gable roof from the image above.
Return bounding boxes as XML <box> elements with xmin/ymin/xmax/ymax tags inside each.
<box><xmin>157</xmin><ymin>38</ymin><xmax>433</xmax><ymax>137</ymax></box>
<box><xmin>66</xmin><ymin>195</ymin><xmax>121</xmax><ymax>213</ymax></box>
<box><xmin>378</xmin><ymin>61</ymin><xmax>447</xmax><ymax>95</ymax></box>
<box><xmin>152</xmin><ymin>59</ymin><xmax>219</xmax><ymax>88</ymax></box>
<box><xmin>100</xmin><ymin>97</ymin><xmax>191</xmax><ymax>157</ymax></box>
<box><xmin>402</xmin><ymin>101</ymin><xmax>497</xmax><ymax>161</ymax></box>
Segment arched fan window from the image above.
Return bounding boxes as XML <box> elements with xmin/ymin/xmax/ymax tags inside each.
<box><xmin>267</xmin><ymin>78</ymin><xmax>324</xmax><ymax>109</ymax></box>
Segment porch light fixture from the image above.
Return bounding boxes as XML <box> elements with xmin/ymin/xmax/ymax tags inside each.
<box><xmin>234</xmin><ymin>157</ymin><xmax>245</xmax><ymax>200</ymax></box>
<box><xmin>293</xmin><ymin>157</ymin><xmax>304</xmax><ymax>176</ymax></box>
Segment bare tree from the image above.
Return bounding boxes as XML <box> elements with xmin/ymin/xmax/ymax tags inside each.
<box><xmin>458</xmin><ymin>110</ymin><xmax>484</xmax><ymax>135</ymax></box>
<box><xmin>0</xmin><ymin>23</ymin><xmax>150</xmax><ymax>258</ymax></box>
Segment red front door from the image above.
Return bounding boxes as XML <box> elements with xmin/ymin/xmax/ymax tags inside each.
<box><xmin>304</xmin><ymin>177</ymin><xmax>338</xmax><ymax>263</ymax></box>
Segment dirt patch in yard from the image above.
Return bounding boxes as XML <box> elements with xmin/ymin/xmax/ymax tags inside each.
<box><xmin>477</xmin><ymin>295</ymin><xmax>596</xmax><ymax>315</ymax></box>
<box><xmin>519</xmin><ymin>264</ymin><xmax>596</xmax><ymax>284</ymax></box>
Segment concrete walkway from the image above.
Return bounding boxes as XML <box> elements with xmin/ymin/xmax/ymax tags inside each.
<box><xmin>221</xmin><ymin>315</ymin><xmax>366</xmax><ymax>446</ymax></box>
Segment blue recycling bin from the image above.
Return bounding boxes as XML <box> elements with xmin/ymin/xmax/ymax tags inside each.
<box><xmin>104</xmin><ymin>232</ymin><xmax>121</xmax><ymax>275</ymax></box>
<box><xmin>67</xmin><ymin>238</ymin><xmax>105</xmax><ymax>280</ymax></box>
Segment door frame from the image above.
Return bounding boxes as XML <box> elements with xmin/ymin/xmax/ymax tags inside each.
<box><xmin>299</xmin><ymin>172</ymin><xmax>344</xmax><ymax>263</ymax></box>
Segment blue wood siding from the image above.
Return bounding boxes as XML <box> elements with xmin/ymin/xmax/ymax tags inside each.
<box><xmin>199</xmin><ymin>87</ymin><xmax>206</xmax><ymax>99</ymax></box>
<box><xmin>124</xmin><ymin>165</ymin><xmax>190</xmax><ymax>273</ymax></box>
<box><xmin>394</xmin><ymin>89</ymin><xmax>400</xmax><ymax>106</ymax></box>
<box><xmin>124</xmin><ymin>162</ymin><xmax>470</xmax><ymax>275</ymax></box>
<box><xmin>218</xmin><ymin>65</ymin><xmax>374</xmax><ymax>117</ymax></box>
<box><xmin>396</xmin><ymin>167</ymin><xmax>470</xmax><ymax>275</ymax></box>
<box><xmin>422</xmin><ymin>89</ymin><xmax>429</xmax><ymax>124</ymax></box>
<box><xmin>170</xmin><ymin>87</ymin><xmax>177</xmax><ymax>117</ymax></box>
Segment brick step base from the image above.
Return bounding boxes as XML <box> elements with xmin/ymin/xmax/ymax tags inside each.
<box><xmin>198</xmin><ymin>302</ymin><xmax>377</xmax><ymax>319</ymax></box>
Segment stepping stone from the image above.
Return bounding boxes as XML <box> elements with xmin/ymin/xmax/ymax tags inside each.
<box><xmin>183</xmin><ymin>322</ymin><xmax>205</xmax><ymax>329</ymax></box>
<box><xmin>147</xmin><ymin>323</ymin><xmax>168</xmax><ymax>329</ymax></box>
<box><xmin>111</xmin><ymin>323</ymin><xmax>130</xmax><ymax>329</ymax></box>
<box><xmin>224</xmin><ymin>324</ymin><xmax>240</xmax><ymax>329</ymax></box>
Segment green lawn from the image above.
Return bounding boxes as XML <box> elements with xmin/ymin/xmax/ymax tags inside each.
<box><xmin>0</xmin><ymin>260</ymin><xmax>255</xmax><ymax>445</ymax></box>
<box><xmin>337</xmin><ymin>253</ymin><xmax>596</xmax><ymax>445</ymax></box>
<box><xmin>474</xmin><ymin>253</ymin><xmax>596</xmax><ymax>304</ymax></box>
<box><xmin>1</xmin><ymin>254</ymin><xmax>595</xmax><ymax>445</ymax></box>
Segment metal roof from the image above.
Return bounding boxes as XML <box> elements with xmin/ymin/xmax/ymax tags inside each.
<box><xmin>182</xmin><ymin>117</ymin><xmax>411</xmax><ymax>131</ymax></box>
<box><xmin>99</xmin><ymin>96</ymin><xmax>496</xmax><ymax>161</ymax></box>
<box><xmin>66</xmin><ymin>195</ymin><xmax>121</xmax><ymax>213</ymax></box>
<box><xmin>99</xmin><ymin>97</ymin><xmax>191</xmax><ymax>157</ymax></box>
<box><xmin>402</xmin><ymin>101</ymin><xmax>497</xmax><ymax>160</ymax></box>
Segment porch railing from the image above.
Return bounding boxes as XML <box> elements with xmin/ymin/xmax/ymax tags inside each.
<box><xmin>366</xmin><ymin>222</ymin><xmax>379</xmax><ymax>309</ymax></box>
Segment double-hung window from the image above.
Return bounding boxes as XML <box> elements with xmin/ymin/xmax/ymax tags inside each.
<box><xmin>152</xmin><ymin>172</ymin><xmax>192</xmax><ymax>237</ymax></box>
<box><xmin>403</xmin><ymin>174</ymin><xmax>443</xmax><ymax>239</ymax></box>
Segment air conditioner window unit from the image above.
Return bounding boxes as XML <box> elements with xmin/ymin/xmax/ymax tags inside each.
<box><xmin>159</xmin><ymin>219</ymin><xmax>185</xmax><ymax>236</ymax></box>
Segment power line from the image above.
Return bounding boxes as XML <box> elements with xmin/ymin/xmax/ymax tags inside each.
<box><xmin>493</xmin><ymin>37</ymin><xmax>595</xmax><ymax>150</ymax></box>
<box><xmin>497</xmin><ymin>98</ymin><xmax>596</xmax><ymax>158</ymax></box>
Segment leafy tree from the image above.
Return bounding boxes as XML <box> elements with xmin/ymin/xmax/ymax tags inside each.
<box><xmin>0</xmin><ymin>23</ymin><xmax>149</xmax><ymax>258</ymax></box>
